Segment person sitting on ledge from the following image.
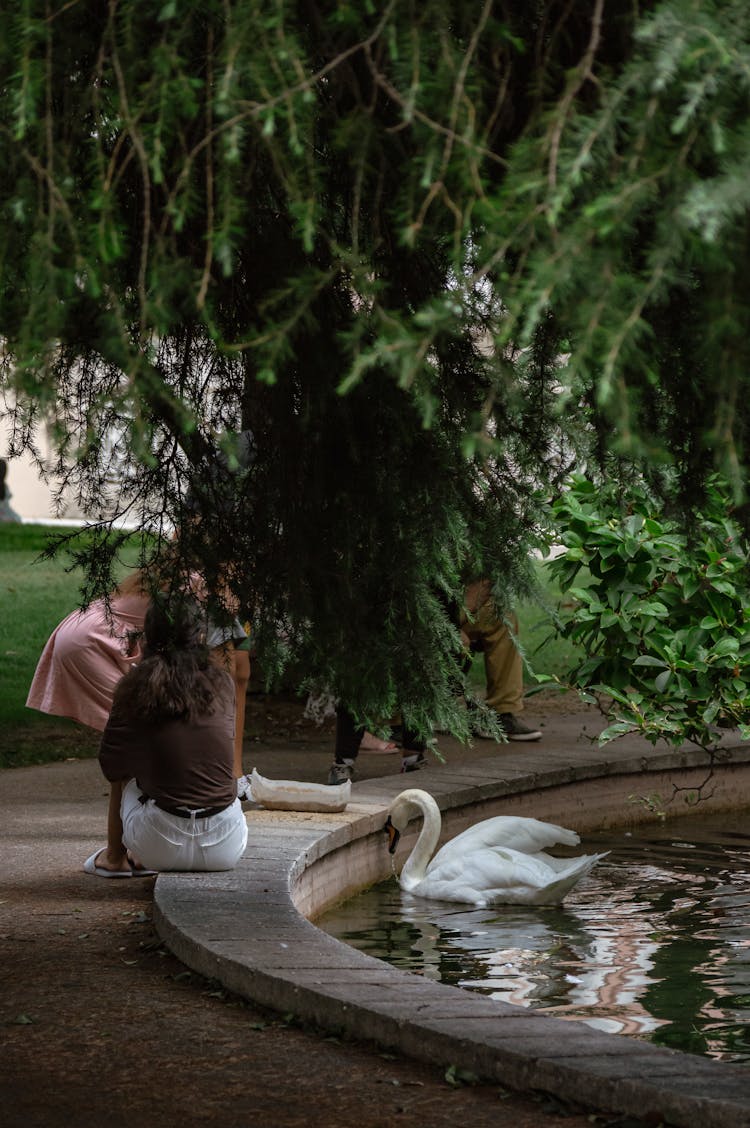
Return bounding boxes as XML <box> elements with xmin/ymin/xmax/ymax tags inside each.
<box><xmin>85</xmin><ymin>592</ymin><xmax>248</xmax><ymax>877</ymax></box>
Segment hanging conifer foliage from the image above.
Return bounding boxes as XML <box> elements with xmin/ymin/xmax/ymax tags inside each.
<box><xmin>1</xmin><ymin>1</ymin><xmax>749</xmax><ymax>729</ymax></box>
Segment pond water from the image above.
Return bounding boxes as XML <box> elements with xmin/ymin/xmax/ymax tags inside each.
<box><xmin>318</xmin><ymin>810</ymin><xmax>750</xmax><ymax>1062</ymax></box>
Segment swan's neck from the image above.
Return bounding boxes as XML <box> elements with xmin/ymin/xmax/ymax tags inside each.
<box><xmin>397</xmin><ymin>792</ymin><xmax>442</xmax><ymax>891</ymax></box>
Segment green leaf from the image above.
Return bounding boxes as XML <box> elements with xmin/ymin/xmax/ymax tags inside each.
<box><xmin>575</xmin><ymin>656</ymin><xmax>604</xmax><ymax>679</ymax></box>
<box><xmin>599</xmin><ymin>721</ymin><xmax>636</xmax><ymax>743</ymax></box>
<box><xmin>568</xmin><ymin>587</ymin><xmax>594</xmax><ymax>604</ymax></box>
<box><xmin>444</xmin><ymin>1064</ymin><xmax>479</xmax><ymax>1087</ymax></box>
<box><xmin>624</xmin><ymin>514</ymin><xmax>645</xmax><ymax>536</ymax></box>
<box><xmin>640</xmin><ymin>601</ymin><xmax>669</xmax><ymax>618</ymax></box>
<box><xmin>633</xmin><ymin>655</ymin><xmax>669</xmax><ymax>668</ymax></box>
<box><xmin>599</xmin><ymin>687</ymin><xmax>632</xmax><ymax>706</ymax></box>
<box><xmin>713</xmin><ymin>637</ymin><xmax>740</xmax><ymax>657</ymax></box>
<box><xmin>711</xmin><ymin>580</ymin><xmax>737</xmax><ymax>598</ymax></box>
<box><xmin>680</xmin><ymin>577</ymin><xmax>702</xmax><ymax>600</ymax></box>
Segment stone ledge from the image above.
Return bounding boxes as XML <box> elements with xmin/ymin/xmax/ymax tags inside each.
<box><xmin>153</xmin><ymin>741</ymin><xmax>750</xmax><ymax>1128</ymax></box>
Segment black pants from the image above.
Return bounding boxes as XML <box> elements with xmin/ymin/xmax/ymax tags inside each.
<box><xmin>334</xmin><ymin>705</ymin><xmax>425</xmax><ymax>763</ymax></box>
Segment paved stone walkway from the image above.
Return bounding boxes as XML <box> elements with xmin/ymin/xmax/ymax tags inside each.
<box><xmin>3</xmin><ymin>702</ymin><xmax>750</xmax><ymax>1126</ymax></box>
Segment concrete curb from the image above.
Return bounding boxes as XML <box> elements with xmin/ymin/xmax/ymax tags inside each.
<box><xmin>153</xmin><ymin>740</ymin><xmax>750</xmax><ymax>1128</ymax></box>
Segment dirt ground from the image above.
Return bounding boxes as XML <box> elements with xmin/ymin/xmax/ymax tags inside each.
<box><xmin>1</xmin><ymin>692</ymin><xmax>648</xmax><ymax>1128</ymax></box>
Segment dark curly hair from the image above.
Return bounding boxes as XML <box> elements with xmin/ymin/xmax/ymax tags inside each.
<box><xmin>111</xmin><ymin>593</ymin><xmax>230</xmax><ymax>723</ymax></box>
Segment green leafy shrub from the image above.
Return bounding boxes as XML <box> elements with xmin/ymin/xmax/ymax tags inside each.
<box><xmin>546</xmin><ymin>476</ymin><xmax>750</xmax><ymax>749</ymax></box>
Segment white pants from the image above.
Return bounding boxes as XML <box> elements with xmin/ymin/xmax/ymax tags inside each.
<box><xmin>121</xmin><ymin>779</ymin><xmax>248</xmax><ymax>872</ymax></box>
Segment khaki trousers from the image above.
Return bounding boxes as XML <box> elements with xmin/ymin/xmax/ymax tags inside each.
<box><xmin>460</xmin><ymin>592</ymin><xmax>524</xmax><ymax>716</ymax></box>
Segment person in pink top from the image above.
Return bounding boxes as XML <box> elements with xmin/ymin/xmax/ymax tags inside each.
<box><xmin>26</xmin><ymin>572</ymin><xmax>149</xmax><ymax>731</ymax></box>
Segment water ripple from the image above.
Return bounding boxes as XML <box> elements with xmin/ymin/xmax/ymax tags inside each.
<box><xmin>318</xmin><ymin>811</ymin><xmax>750</xmax><ymax>1062</ymax></box>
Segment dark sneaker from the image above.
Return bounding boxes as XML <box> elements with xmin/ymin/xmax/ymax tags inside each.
<box><xmin>400</xmin><ymin>751</ymin><xmax>426</xmax><ymax>773</ymax></box>
<box><xmin>498</xmin><ymin>713</ymin><xmax>542</xmax><ymax>742</ymax></box>
<box><xmin>328</xmin><ymin>761</ymin><xmax>355</xmax><ymax>786</ymax></box>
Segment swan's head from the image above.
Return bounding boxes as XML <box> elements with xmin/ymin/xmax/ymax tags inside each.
<box><xmin>384</xmin><ymin>789</ymin><xmax>440</xmax><ymax>854</ymax></box>
<box><xmin>384</xmin><ymin>815</ymin><xmax>400</xmax><ymax>854</ymax></box>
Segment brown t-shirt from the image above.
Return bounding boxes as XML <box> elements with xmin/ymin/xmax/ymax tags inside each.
<box><xmin>99</xmin><ymin>673</ymin><xmax>236</xmax><ymax>810</ymax></box>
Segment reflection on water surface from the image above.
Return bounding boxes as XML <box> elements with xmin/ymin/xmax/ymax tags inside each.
<box><xmin>318</xmin><ymin>811</ymin><xmax>750</xmax><ymax>1062</ymax></box>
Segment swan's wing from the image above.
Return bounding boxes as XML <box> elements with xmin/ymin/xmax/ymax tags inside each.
<box><xmin>536</xmin><ymin>850</ymin><xmax>609</xmax><ymax>874</ymax></box>
<box><xmin>417</xmin><ymin>845</ymin><xmax>606</xmax><ymax>907</ymax></box>
<box><xmin>430</xmin><ymin>816</ymin><xmax>580</xmax><ymax>868</ymax></box>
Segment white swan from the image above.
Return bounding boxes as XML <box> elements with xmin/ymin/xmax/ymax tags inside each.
<box><xmin>385</xmin><ymin>789</ymin><xmax>607</xmax><ymax>907</ymax></box>
<box><xmin>250</xmin><ymin>768</ymin><xmax>350</xmax><ymax>813</ymax></box>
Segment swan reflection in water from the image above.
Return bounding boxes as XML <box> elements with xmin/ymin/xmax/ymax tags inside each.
<box><xmin>326</xmin><ymin>876</ymin><xmax>667</xmax><ymax>1037</ymax></box>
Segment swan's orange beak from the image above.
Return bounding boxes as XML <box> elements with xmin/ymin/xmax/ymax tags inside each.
<box><xmin>384</xmin><ymin>816</ymin><xmax>400</xmax><ymax>855</ymax></box>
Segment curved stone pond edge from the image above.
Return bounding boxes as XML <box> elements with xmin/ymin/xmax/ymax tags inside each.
<box><xmin>154</xmin><ymin>739</ymin><xmax>750</xmax><ymax>1128</ymax></box>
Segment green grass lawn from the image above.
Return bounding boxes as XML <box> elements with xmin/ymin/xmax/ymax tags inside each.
<box><xmin>1</xmin><ymin>524</ymin><xmax>583</xmax><ymax>768</ymax></box>
<box><xmin>1</xmin><ymin>526</ymin><xmax>81</xmax><ymax>710</ymax></box>
<box><xmin>517</xmin><ymin>596</ymin><xmax>577</xmax><ymax>680</ymax></box>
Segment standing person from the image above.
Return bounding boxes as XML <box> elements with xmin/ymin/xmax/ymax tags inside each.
<box><xmin>182</xmin><ymin>427</ymin><xmax>256</xmax><ymax>797</ymax></box>
<box><xmin>202</xmin><ymin>612</ymin><xmax>252</xmax><ymax>796</ymax></box>
<box><xmin>87</xmin><ymin>593</ymin><xmax>247</xmax><ymax>876</ymax></box>
<box><xmin>0</xmin><ymin>458</ymin><xmax>21</xmax><ymax>522</ymax></box>
<box><xmin>460</xmin><ymin>580</ymin><xmax>542</xmax><ymax>742</ymax></box>
<box><xmin>327</xmin><ymin>705</ymin><xmax>426</xmax><ymax>785</ymax></box>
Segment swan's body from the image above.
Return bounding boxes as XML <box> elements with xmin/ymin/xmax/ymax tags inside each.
<box><xmin>386</xmin><ymin>789</ymin><xmax>606</xmax><ymax>907</ymax></box>
<box><xmin>250</xmin><ymin>768</ymin><xmax>350</xmax><ymax>812</ymax></box>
